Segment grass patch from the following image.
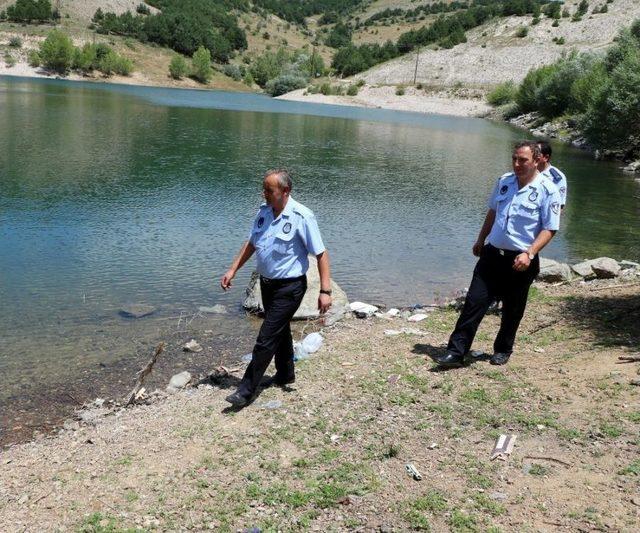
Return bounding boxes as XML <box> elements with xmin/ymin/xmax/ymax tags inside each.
<box><xmin>459</xmin><ymin>387</ymin><xmax>493</xmax><ymax>406</ymax></box>
<box><xmin>599</xmin><ymin>423</ymin><xmax>623</xmax><ymax>438</ymax></box>
<box><xmin>618</xmin><ymin>459</ymin><xmax>640</xmax><ymax>476</ymax></box>
<box><xmin>471</xmin><ymin>493</ymin><xmax>506</xmax><ymax>516</ymax></box>
<box><xmin>449</xmin><ymin>509</ymin><xmax>478</xmax><ymax>532</ymax></box>
<box><xmin>528</xmin><ymin>463</ymin><xmax>548</xmax><ymax>476</ymax></box>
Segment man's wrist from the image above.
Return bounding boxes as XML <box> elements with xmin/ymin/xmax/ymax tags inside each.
<box><xmin>320</xmin><ymin>289</ymin><xmax>332</xmax><ymax>295</ymax></box>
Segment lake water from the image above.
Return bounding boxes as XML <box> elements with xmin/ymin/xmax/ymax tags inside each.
<box><xmin>1</xmin><ymin>76</ymin><xmax>639</xmax><ymax>443</ymax></box>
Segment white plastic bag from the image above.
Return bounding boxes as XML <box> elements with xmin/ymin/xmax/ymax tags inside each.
<box><xmin>301</xmin><ymin>332</ymin><xmax>323</xmax><ymax>354</ymax></box>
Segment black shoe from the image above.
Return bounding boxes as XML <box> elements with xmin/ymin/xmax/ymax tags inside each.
<box><xmin>490</xmin><ymin>352</ymin><xmax>511</xmax><ymax>365</ymax></box>
<box><xmin>262</xmin><ymin>375</ymin><xmax>295</xmax><ymax>388</ymax></box>
<box><xmin>434</xmin><ymin>353</ymin><xmax>465</xmax><ymax>368</ymax></box>
<box><xmin>225</xmin><ymin>390</ymin><xmax>250</xmax><ymax>406</ymax></box>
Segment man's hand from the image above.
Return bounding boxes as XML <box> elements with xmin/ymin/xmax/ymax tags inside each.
<box><xmin>513</xmin><ymin>253</ymin><xmax>531</xmax><ymax>272</ymax></box>
<box><xmin>220</xmin><ymin>269</ymin><xmax>236</xmax><ymax>290</ymax></box>
<box><xmin>318</xmin><ymin>293</ymin><xmax>332</xmax><ymax>314</ymax></box>
<box><xmin>472</xmin><ymin>241</ymin><xmax>484</xmax><ymax>257</ymax></box>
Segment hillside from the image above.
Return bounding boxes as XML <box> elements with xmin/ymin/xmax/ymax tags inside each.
<box><xmin>1</xmin><ymin>1</ymin><xmax>639</xmax><ymax>113</ymax></box>
<box><xmin>359</xmin><ymin>0</ymin><xmax>640</xmax><ymax>88</ymax></box>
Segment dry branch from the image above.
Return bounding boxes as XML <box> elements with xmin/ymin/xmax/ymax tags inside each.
<box><xmin>125</xmin><ymin>342</ymin><xmax>165</xmax><ymax>406</ymax></box>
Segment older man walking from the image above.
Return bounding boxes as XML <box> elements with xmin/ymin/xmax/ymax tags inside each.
<box><xmin>220</xmin><ymin>169</ymin><xmax>332</xmax><ymax>406</ymax></box>
<box><xmin>435</xmin><ymin>141</ymin><xmax>562</xmax><ymax>368</ymax></box>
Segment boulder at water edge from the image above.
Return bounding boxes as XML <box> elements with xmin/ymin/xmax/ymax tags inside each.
<box><xmin>538</xmin><ymin>258</ymin><xmax>572</xmax><ymax>283</ymax></box>
<box><xmin>243</xmin><ymin>257</ymin><xmax>349</xmax><ymax>320</ymax></box>
<box><xmin>571</xmin><ymin>260</ymin><xmax>596</xmax><ymax>279</ymax></box>
<box><xmin>590</xmin><ymin>257</ymin><xmax>621</xmax><ymax>279</ymax></box>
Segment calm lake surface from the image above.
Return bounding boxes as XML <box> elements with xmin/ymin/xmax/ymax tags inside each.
<box><xmin>1</xmin><ymin>76</ymin><xmax>639</xmax><ymax>442</ymax></box>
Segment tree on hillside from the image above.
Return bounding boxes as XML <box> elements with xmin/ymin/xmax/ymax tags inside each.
<box><xmin>39</xmin><ymin>29</ymin><xmax>74</xmax><ymax>73</ymax></box>
<box><xmin>6</xmin><ymin>0</ymin><xmax>54</xmax><ymax>22</ymax></box>
<box><xmin>191</xmin><ymin>46</ymin><xmax>212</xmax><ymax>83</ymax></box>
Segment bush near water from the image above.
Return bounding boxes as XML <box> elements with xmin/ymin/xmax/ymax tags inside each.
<box><xmin>489</xmin><ymin>18</ymin><xmax>640</xmax><ymax>157</ymax></box>
<box><xmin>32</xmin><ymin>29</ymin><xmax>134</xmax><ymax>77</ymax></box>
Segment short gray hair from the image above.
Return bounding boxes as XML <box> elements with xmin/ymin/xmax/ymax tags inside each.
<box><xmin>264</xmin><ymin>168</ymin><xmax>292</xmax><ymax>191</ymax></box>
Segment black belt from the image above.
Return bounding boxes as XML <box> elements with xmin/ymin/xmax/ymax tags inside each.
<box><xmin>260</xmin><ymin>274</ymin><xmax>306</xmax><ymax>285</ymax></box>
<box><xmin>486</xmin><ymin>244</ymin><xmax>522</xmax><ymax>257</ymax></box>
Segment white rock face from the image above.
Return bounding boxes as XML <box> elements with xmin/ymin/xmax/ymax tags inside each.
<box><xmin>407</xmin><ymin>313</ymin><xmax>428</xmax><ymax>322</ymax></box>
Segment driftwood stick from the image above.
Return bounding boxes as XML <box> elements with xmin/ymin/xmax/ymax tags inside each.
<box><xmin>523</xmin><ymin>454</ymin><xmax>572</xmax><ymax>466</ymax></box>
<box><xmin>528</xmin><ymin>319</ymin><xmax>561</xmax><ymax>335</ymax></box>
<box><xmin>590</xmin><ymin>281</ymin><xmax>640</xmax><ymax>292</ymax></box>
<box><xmin>617</xmin><ymin>355</ymin><xmax>640</xmax><ymax>363</ymax></box>
<box><xmin>125</xmin><ymin>342</ymin><xmax>165</xmax><ymax>406</ymax></box>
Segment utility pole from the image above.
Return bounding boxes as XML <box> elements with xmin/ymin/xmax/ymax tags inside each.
<box><xmin>413</xmin><ymin>47</ymin><xmax>420</xmax><ymax>86</ymax></box>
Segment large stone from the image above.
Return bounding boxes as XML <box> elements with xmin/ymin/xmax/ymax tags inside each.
<box><xmin>243</xmin><ymin>257</ymin><xmax>349</xmax><ymax>320</ymax></box>
<box><xmin>622</xmin><ymin>160</ymin><xmax>640</xmax><ymax>173</ymax></box>
<box><xmin>591</xmin><ymin>257</ymin><xmax>621</xmax><ymax>279</ymax></box>
<box><xmin>167</xmin><ymin>371</ymin><xmax>191</xmax><ymax>392</ymax></box>
<box><xmin>571</xmin><ymin>260</ymin><xmax>596</xmax><ymax>279</ymax></box>
<box><xmin>619</xmin><ymin>260</ymin><xmax>640</xmax><ymax>271</ymax></box>
<box><xmin>538</xmin><ymin>258</ymin><xmax>572</xmax><ymax>283</ymax></box>
<box><xmin>119</xmin><ymin>304</ymin><xmax>156</xmax><ymax>319</ymax></box>
<box><xmin>349</xmin><ymin>301</ymin><xmax>378</xmax><ymax>318</ymax></box>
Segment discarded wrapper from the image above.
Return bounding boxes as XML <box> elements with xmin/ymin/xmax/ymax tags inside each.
<box><xmin>405</xmin><ymin>463</ymin><xmax>422</xmax><ymax>481</ymax></box>
<box><xmin>491</xmin><ymin>434</ymin><xmax>517</xmax><ymax>461</ymax></box>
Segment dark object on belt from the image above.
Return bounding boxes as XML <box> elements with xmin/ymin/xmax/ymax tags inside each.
<box><xmin>260</xmin><ymin>274</ymin><xmax>306</xmax><ymax>284</ymax></box>
<box><xmin>487</xmin><ymin>244</ymin><xmax>522</xmax><ymax>257</ymax></box>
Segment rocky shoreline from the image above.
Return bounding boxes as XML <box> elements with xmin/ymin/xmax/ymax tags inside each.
<box><xmin>506</xmin><ymin>111</ymin><xmax>640</xmax><ymax>174</ymax></box>
<box><xmin>2</xmin><ymin>263</ymin><xmax>639</xmax><ymax>531</ymax></box>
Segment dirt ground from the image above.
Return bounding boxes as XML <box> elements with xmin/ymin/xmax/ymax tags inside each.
<box><xmin>1</xmin><ymin>278</ymin><xmax>639</xmax><ymax>532</ymax></box>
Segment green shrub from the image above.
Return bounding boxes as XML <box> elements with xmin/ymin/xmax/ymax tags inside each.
<box><xmin>98</xmin><ymin>50</ymin><xmax>132</xmax><ymax>76</ymax></box>
<box><xmin>346</xmin><ymin>84</ymin><xmax>358</xmax><ymax>96</ymax></box>
<box><xmin>4</xmin><ymin>52</ymin><xmax>16</xmax><ymax>67</ymax></box>
<box><xmin>242</xmin><ymin>70</ymin><xmax>254</xmax><ymax>86</ymax></box>
<box><xmin>39</xmin><ymin>29</ymin><xmax>75</xmax><ymax>74</ymax></box>
<box><xmin>223</xmin><ymin>63</ymin><xmax>242</xmax><ymax>81</ymax></box>
<box><xmin>265</xmin><ymin>74</ymin><xmax>307</xmax><ymax>96</ymax></box>
<box><xmin>552</xmin><ymin>19</ymin><xmax>560</xmax><ymax>27</ymax></box>
<box><xmin>169</xmin><ymin>54</ymin><xmax>188</xmax><ymax>79</ymax></box>
<box><xmin>320</xmin><ymin>82</ymin><xmax>332</xmax><ymax>95</ymax></box>
<box><xmin>27</xmin><ymin>49</ymin><xmax>40</xmax><ymax>67</ymax></box>
<box><xmin>9</xmin><ymin>36</ymin><xmax>22</xmax><ymax>48</ymax></box>
<box><xmin>516</xmin><ymin>63</ymin><xmax>559</xmax><ymax>112</ymax></box>
<box><xmin>569</xmin><ymin>60</ymin><xmax>608</xmax><ymax>112</ymax></box>
<box><xmin>73</xmin><ymin>43</ymin><xmax>98</xmax><ymax>71</ymax></box>
<box><xmin>191</xmin><ymin>46</ymin><xmax>212</xmax><ymax>83</ymax></box>
<box><xmin>583</xmin><ymin>49</ymin><xmax>640</xmax><ymax>153</ymax></box>
<box><xmin>395</xmin><ymin>85</ymin><xmax>405</xmax><ymax>96</ymax></box>
<box><xmin>535</xmin><ymin>55</ymin><xmax>590</xmax><ymax>118</ymax></box>
<box><xmin>487</xmin><ymin>81</ymin><xmax>517</xmax><ymax>106</ymax></box>
<box><xmin>516</xmin><ymin>26</ymin><xmax>529</xmax><ymax>38</ymax></box>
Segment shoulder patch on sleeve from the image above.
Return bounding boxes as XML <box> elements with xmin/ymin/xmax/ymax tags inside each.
<box><xmin>549</xmin><ymin>167</ymin><xmax>563</xmax><ymax>183</ymax></box>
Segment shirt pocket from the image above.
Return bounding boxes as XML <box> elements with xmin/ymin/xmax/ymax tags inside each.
<box><xmin>272</xmin><ymin>226</ymin><xmax>296</xmax><ymax>255</ymax></box>
<box><xmin>516</xmin><ymin>201</ymin><xmax>540</xmax><ymax>221</ymax></box>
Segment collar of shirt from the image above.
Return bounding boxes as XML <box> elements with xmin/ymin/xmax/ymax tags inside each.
<box><xmin>514</xmin><ymin>171</ymin><xmax>544</xmax><ymax>196</ymax></box>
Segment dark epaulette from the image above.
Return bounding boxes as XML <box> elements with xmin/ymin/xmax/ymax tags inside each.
<box><xmin>549</xmin><ymin>167</ymin><xmax>563</xmax><ymax>183</ymax></box>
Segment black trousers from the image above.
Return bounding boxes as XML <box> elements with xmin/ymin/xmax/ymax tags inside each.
<box><xmin>238</xmin><ymin>275</ymin><xmax>307</xmax><ymax>396</ymax></box>
<box><xmin>447</xmin><ymin>245</ymin><xmax>540</xmax><ymax>357</ymax></box>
